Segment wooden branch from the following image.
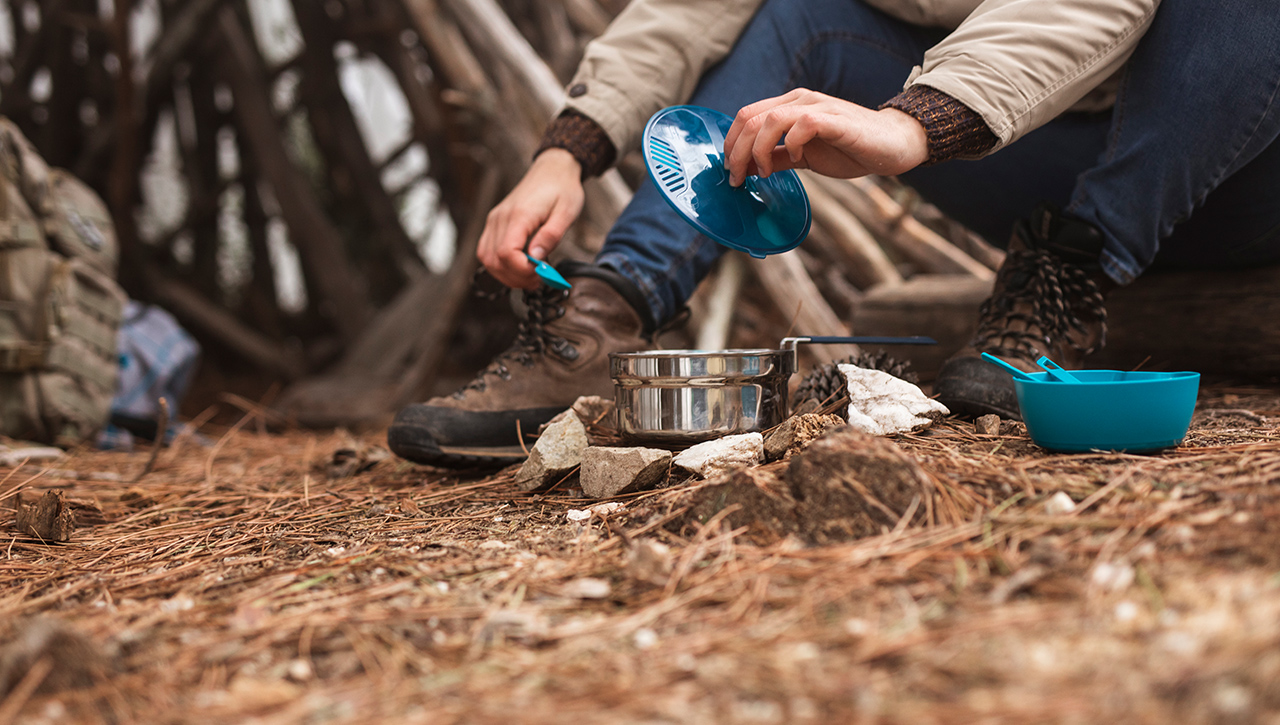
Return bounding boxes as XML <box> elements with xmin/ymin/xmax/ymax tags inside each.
<box><xmin>810</xmin><ymin>175</ymin><xmax>994</xmax><ymax>280</ymax></box>
<box><xmin>140</xmin><ymin>0</ymin><xmax>226</xmax><ymax>107</ymax></box>
<box><xmin>290</xmin><ymin>0</ymin><xmax>424</xmax><ymax>278</ymax></box>
<box><xmin>803</xmin><ymin>177</ymin><xmax>903</xmax><ymax>290</ymax></box>
<box><xmin>148</xmin><ymin>272</ymin><xmax>306</xmax><ymax>379</ymax></box>
<box><xmin>695</xmin><ymin>253</ymin><xmax>746</xmax><ymax>351</ymax></box>
<box><xmin>558</xmin><ymin>0</ymin><xmax>611</xmax><ymax>36</ymax></box>
<box><xmin>216</xmin><ymin>7</ymin><xmax>373</xmax><ymax>342</ymax></box>
<box><xmin>751</xmin><ymin>251</ymin><xmax>859</xmax><ymax>366</ymax></box>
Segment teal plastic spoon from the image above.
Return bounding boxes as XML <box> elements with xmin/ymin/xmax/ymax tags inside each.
<box><xmin>981</xmin><ymin>352</ymin><xmax>1036</xmax><ymax>381</ymax></box>
<box><xmin>526</xmin><ymin>253</ymin><xmax>572</xmax><ymax>290</ymax></box>
<box><xmin>1036</xmin><ymin>356</ymin><xmax>1081</xmax><ymax>383</ymax></box>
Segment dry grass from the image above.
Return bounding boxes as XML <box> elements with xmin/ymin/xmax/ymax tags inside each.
<box><xmin>2</xmin><ymin>385</ymin><xmax>1280</xmax><ymax>724</ymax></box>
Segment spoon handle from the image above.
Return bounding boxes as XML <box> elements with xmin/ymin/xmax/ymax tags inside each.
<box><xmin>980</xmin><ymin>353</ymin><xmax>1035</xmax><ymax>381</ymax></box>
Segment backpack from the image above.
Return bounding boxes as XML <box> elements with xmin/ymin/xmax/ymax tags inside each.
<box><xmin>0</xmin><ymin>118</ymin><xmax>126</xmax><ymax>446</ymax></box>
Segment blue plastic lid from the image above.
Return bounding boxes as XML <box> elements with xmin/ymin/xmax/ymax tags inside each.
<box><xmin>642</xmin><ymin>105</ymin><xmax>811</xmax><ymax>259</ymax></box>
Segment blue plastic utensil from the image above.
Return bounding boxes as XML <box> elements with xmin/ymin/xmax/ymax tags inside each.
<box><xmin>1036</xmin><ymin>356</ymin><xmax>1081</xmax><ymax>383</ymax></box>
<box><xmin>526</xmin><ymin>253</ymin><xmax>571</xmax><ymax>290</ymax></box>
<box><xmin>981</xmin><ymin>352</ymin><xmax>1036</xmax><ymax>381</ymax></box>
<box><xmin>1014</xmin><ymin>369</ymin><xmax>1200</xmax><ymax>452</ymax></box>
<box><xmin>643</xmin><ymin>105</ymin><xmax>811</xmax><ymax>259</ymax></box>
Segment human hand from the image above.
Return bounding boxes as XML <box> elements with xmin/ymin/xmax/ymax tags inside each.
<box><xmin>477</xmin><ymin>148</ymin><xmax>585</xmax><ymax>289</ymax></box>
<box><xmin>723</xmin><ymin>89</ymin><xmax>929</xmax><ymax>186</ymax></box>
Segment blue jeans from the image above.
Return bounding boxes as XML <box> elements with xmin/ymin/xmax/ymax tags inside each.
<box><xmin>595</xmin><ymin>0</ymin><xmax>1280</xmax><ymax>326</ymax></box>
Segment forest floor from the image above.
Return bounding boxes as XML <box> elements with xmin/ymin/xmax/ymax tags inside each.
<box><xmin>2</xmin><ymin>382</ymin><xmax>1280</xmax><ymax>724</ymax></box>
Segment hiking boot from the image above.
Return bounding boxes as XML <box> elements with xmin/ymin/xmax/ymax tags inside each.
<box><xmin>935</xmin><ymin>204</ymin><xmax>1114</xmax><ymax>419</ymax></box>
<box><xmin>388</xmin><ymin>263</ymin><xmax>652</xmax><ymax>468</ymax></box>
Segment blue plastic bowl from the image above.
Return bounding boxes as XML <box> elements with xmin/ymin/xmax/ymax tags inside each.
<box><xmin>1013</xmin><ymin>370</ymin><xmax>1200</xmax><ymax>452</ymax></box>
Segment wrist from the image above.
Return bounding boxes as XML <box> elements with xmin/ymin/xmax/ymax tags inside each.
<box><xmin>878</xmin><ymin>107</ymin><xmax>929</xmax><ymax>171</ymax></box>
<box><xmin>879</xmin><ymin>85</ymin><xmax>998</xmax><ymax>165</ymax></box>
<box><xmin>535</xmin><ymin>109</ymin><xmax>616</xmax><ymax>179</ymax></box>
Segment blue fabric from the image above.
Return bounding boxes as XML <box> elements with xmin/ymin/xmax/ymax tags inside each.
<box><xmin>97</xmin><ymin>301</ymin><xmax>201</xmax><ymax>450</ymax></box>
<box><xmin>596</xmin><ymin>0</ymin><xmax>1280</xmax><ymax>322</ymax></box>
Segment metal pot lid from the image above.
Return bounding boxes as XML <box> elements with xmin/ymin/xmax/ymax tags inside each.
<box><xmin>643</xmin><ymin>105</ymin><xmax>812</xmax><ymax>259</ymax></box>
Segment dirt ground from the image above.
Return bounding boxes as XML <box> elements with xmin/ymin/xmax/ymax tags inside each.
<box><xmin>2</xmin><ymin>383</ymin><xmax>1280</xmax><ymax>724</ymax></box>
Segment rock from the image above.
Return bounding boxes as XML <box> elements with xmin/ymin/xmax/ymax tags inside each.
<box><xmin>541</xmin><ymin>396</ymin><xmax>617</xmax><ymax>444</ymax></box>
<box><xmin>14</xmin><ymin>490</ymin><xmax>75</xmax><ymax>542</ymax></box>
<box><xmin>838</xmin><ymin>365</ymin><xmax>949</xmax><ymax>436</ymax></box>
<box><xmin>560</xmin><ymin>577</ymin><xmax>612</xmax><ymax>600</ymax></box>
<box><xmin>787</xmin><ymin>426</ymin><xmax>933</xmax><ymax>544</ymax></box>
<box><xmin>764</xmin><ymin>414</ymin><xmax>846</xmax><ymax>461</ymax></box>
<box><xmin>626</xmin><ymin>539</ymin><xmax>674</xmax><ymax>586</ymax></box>
<box><xmin>672</xmin><ymin>433</ymin><xmax>764</xmax><ymax>478</ymax></box>
<box><xmin>1043</xmin><ymin>491</ymin><xmax>1077</xmax><ymax>515</ymax></box>
<box><xmin>974</xmin><ymin>414</ymin><xmax>1001</xmax><ymax>436</ymax></box>
<box><xmin>0</xmin><ymin>446</ymin><xmax>64</xmax><ymax>467</ymax></box>
<box><xmin>581</xmin><ymin>446</ymin><xmax>671</xmax><ymax>499</ymax></box>
<box><xmin>515</xmin><ymin>411</ymin><xmax>588</xmax><ymax>491</ymax></box>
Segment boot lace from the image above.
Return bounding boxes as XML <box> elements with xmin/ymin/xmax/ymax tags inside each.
<box><xmin>455</xmin><ymin>286</ymin><xmax>577</xmax><ymax>397</ymax></box>
<box><xmin>972</xmin><ymin>248</ymin><xmax>1107</xmax><ymax>361</ymax></box>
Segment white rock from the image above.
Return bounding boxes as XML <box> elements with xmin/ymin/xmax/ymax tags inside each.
<box><xmin>588</xmin><ymin>502</ymin><xmax>627</xmax><ymax>517</ymax></box>
<box><xmin>672</xmin><ymin>433</ymin><xmax>764</xmax><ymax>478</ymax></box>
<box><xmin>565</xmin><ymin>509</ymin><xmax>592</xmax><ymax>523</ymax></box>
<box><xmin>560</xmin><ymin>577</ymin><xmax>612</xmax><ymax>599</ymax></box>
<box><xmin>1091</xmin><ymin>561</ymin><xmax>1135</xmax><ymax>592</ymax></box>
<box><xmin>515</xmin><ymin>411</ymin><xmax>588</xmax><ymax>491</ymax></box>
<box><xmin>1044</xmin><ymin>491</ymin><xmax>1077</xmax><ymax>515</ymax></box>
<box><xmin>838</xmin><ymin>365</ymin><xmax>949</xmax><ymax>436</ymax></box>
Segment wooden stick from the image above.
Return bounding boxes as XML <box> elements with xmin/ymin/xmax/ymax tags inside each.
<box><xmin>752</xmin><ymin>251</ymin><xmax>859</xmax><ymax>366</ymax></box>
<box><xmin>216</xmin><ymin>8</ymin><xmax>374</xmax><ymax>342</ymax></box>
<box><xmin>811</xmin><ymin>175</ymin><xmax>993</xmax><ymax>280</ymax></box>
<box><xmin>804</xmin><ymin>177</ymin><xmax>903</xmax><ymax>290</ymax></box>
<box><xmin>695</xmin><ymin>253</ymin><xmax>746</xmax><ymax>351</ymax></box>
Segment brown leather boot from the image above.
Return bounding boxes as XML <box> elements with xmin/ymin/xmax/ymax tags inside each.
<box><xmin>935</xmin><ymin>205</ymin><xmax>1113</xmax><ymax>419</ymax></box>
<box><xmin>388</xmin><ymin>266</ymin><xmax>651</xmax><ymax>468</ymax></box>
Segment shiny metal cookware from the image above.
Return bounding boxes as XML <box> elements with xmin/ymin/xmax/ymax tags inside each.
<box><xmin>610</xmin><ymin>336</ymin><xmax>935</xmax><ymax>447</ymax></box>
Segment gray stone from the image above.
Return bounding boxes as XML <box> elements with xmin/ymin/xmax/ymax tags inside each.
<box><xmin>974</xmin><ymin>414</ymin><xmax>1001</xmax><ymax>436</ymax></box>
<box><xmin>515</xmin><ymin>411</ymin><xmax>588</xmax><ymax>491</ymax></box>
<box><xmin>581</xmin><ymin>446</ymin><xmax>671</xmax><ymax>499</ymax></box>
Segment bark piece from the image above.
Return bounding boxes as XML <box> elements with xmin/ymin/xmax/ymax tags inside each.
<box><xmin>515</xmin><ymin>411</ymin><xmax>589</xmax><ymax>491</ymax></box>
<box><xmin>839</xmin><ymin>365</ymin><xmax>949</xmax><ymax>436</ymax></box>
<box><xmin>672</xmin><ymin>433</ymin><xmax>764</xmax><ymax>479</ymax></box>
<box><xmin>581</xmin><ymin>446</ymin><xmax>671</xmax><ymax>499</ymax></box>
<box><xmin>14</xmin><ymin>490</ymin><xmax>75</xmax><ymax>543</ymax></box>
<box><xmin>787</xmin><ymin>427</ymin><xmax>933</xmax><ymax>544</ymax></box>
<box><xmin>764</xmin><ymin>414</ymin><xmax>846</xmax><ymax>461</ymax></box>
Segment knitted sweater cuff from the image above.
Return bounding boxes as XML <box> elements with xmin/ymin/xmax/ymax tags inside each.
<box><xmin>535</xmin><ymin>109</ymin><xmax>617</xmax><ymax>179</ymax></box>
<box><xmin>880</xmin><ymin>85</ymin><xmax>998</xmax><ymax>165</ymax></box>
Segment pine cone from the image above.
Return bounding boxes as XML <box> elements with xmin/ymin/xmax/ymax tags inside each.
<box><xmin>791</xmin><ymin>350</ymin><xmax>918</xmax><ymax>414</ymax></box>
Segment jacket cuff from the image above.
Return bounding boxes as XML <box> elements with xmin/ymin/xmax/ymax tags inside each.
<box><xmin>880</xmin><ymin>85</ymin><xmax>998</xmax><ymax>165</ymax></box>
<box><xmin>535</xmin><ymin>109</ymin><xmax>618</xmax><ymax>180</ymax></box>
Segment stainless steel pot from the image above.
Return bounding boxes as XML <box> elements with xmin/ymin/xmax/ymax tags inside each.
<box><xmin>610</xmin><ymin>336</ymin><xmax>934</xmax><ymax>447</ymax></box>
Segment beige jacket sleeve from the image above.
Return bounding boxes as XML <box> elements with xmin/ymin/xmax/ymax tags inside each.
<box><xmin>564</xmin><ymin>0</ymin><xmax>1160</xmax><ymax>159</ymax></box>
<box><xmin>563</xmin><ymin>0</ymin><xmax>766</xmax><ymax>160</ymax></box>
<box><xmin>905</xmin><ymin>0</ymin><xmax>1160</xmax><ymax>151</ymax></box>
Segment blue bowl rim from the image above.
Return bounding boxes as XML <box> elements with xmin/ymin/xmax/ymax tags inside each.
<box><xmin>1016</xmin><ymin>370</ymin><xmax>1200</xmax><ymax>387</ymax></box>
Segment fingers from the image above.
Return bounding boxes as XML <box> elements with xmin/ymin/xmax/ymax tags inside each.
<box><xmin>725</xmin><ymin>89</ymin><xmax>820</xmax><ymax>186</ymax></box>
<box><xmin>477</xmin><ymin>206</ymin><xmax>539</xmax><ymax>290</ymax></box>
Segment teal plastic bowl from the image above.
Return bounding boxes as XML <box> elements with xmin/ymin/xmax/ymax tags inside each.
<box><xmin>1013</xmin><ymin>370</ymin><xmax>1200</xmax><ymax>452</ymax></box>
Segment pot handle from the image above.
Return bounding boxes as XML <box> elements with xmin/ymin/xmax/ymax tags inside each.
<box><xmin>781</xmin><ymin>335</ymin><xmax>937</xmax><ymax>351</ymax></box>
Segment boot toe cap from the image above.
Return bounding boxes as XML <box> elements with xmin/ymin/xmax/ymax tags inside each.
<box><xmin>935</xmin><ymin>356</ymin><xmax>1023</xmax><ymax>420</ymax></box>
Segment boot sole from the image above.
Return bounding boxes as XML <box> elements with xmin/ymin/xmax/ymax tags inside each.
<box><xmin>935</xmin><ymin>356</ymin><xmax>1024</xmax><ymax>420</ymax></box>
<box><xmin>386</xmin><ymin>427</ymin><xmax>529</xmax><ymax>470</ymax></box>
